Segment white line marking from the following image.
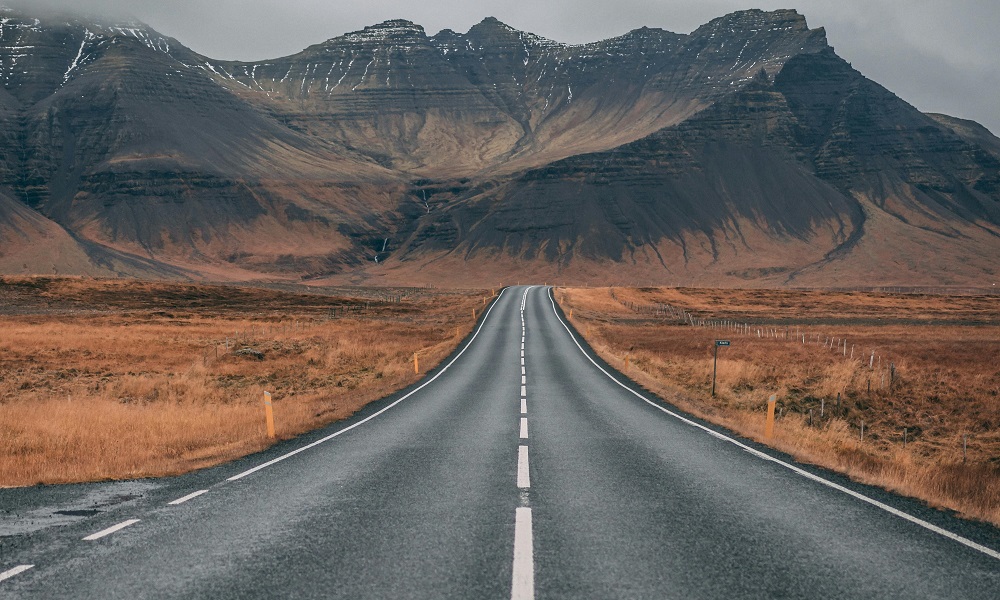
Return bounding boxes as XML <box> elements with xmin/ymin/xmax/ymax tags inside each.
<box><xmin>521</xmin><ymin>385</ymin><xmax>526</xmax><ymax>397</ymax></box>
<box><xmin>168</xmin><ymin>490</ymin><xmax>209</xmax><ymax>505</ymax></box>
<box><xmin>521</xmin><ymin>397</ymin><xmax>527</xmax><ymax>414</ymax></box>
<box><xmin>520</xmin><ymin>417</ymin><xmax>528</xmax><ymax>439</ymax></box>
<box><xmin>545</xmin><ymin>288</ymin><xmax>1000</xmax><ymax>561</ymax></box>
<box><xmin>228</xmin><ymin>288</ymin><xmax>516</xmax><ymax>481</ymax></box>
<box><xmin>511</xmin><ymin>507</ymin><xmax>534</xmax><ymax>600</ymax></box>
<box><xmin>521</xmin><ymin>343</ymin><xmax>525</xmax><ymax>350</ymax></box>
<box><xmin>521</xmin><ymin>358</ymin><xmax>525</xmax><ymax>366</ymax></box>
<box><xmin>521</xmin><ymin>350</ymin><xmax>524</xmax><ymax>358</ymax></box>
<box><xmin>521</xmin><ymin>375</ymin><xmax>526</xmax><ymax>385</ymax></box>
<box><xmin>0</xmin><ymin>565</ymin><xmax>33</xmax><ymax>583</ymax></box>
<box><xmin>521</xmin><ymin>366</ymin><xmax>526</xmax><ymax>375</ymax></box>
<box><xmin>83</xmin><ymin>519</ymin><xmax>140</xmax><ymax>541</ymax></box>
<box><xmin>517</xmin><ymin>445</ymin><xmax>530</xmax><ymax>488</ymax></box>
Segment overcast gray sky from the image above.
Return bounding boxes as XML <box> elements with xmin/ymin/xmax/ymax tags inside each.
<box><xmin>12</xmin><ymin>0</ymin><xmax>1000</xmax><ymax>134</ymax></box>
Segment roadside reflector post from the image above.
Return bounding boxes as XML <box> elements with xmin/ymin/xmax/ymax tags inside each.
<box><xmin>263</xmin><ymin>391</ymin><xmax>276</xmax><ymax>439</ymax></box>
<box><xmin>472</xmin><ymin>308</ymin><xmax>476</xmax><ymax>320</ymax></box>
<box><xmin>765</xmin><ymin>394</ymin><xmax>777</xmax><ymax>439</ymax></box>
<box><xmin>569</xmin><ymin>309</ymin><xmax>573</xmax><ymax>318</ymax></box>
<box><xmin>414</xmin><ymin>352</ymin><xmax>419</xmax><ymax>374</ymax></box>
<box><xmin>712</xmin><ymin>340</ymin><xmax>730</xmax><ymax>397</ymax></box>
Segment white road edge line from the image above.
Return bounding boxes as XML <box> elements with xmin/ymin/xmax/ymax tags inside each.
<box><xmin>511</xmin><ymin>507</ymin><xmax>534</xmax><ymax>600</ymax></box>
<box><xmin>0</xmin><ymin>565</ymin><xmax>34</xmax><ymax>583</ymax></box>
<box><xmin>520</xmin><ymin>417</ymin><xmax>528</xmax><ymax>439</ymax></box>
<box><xmin>168</xmin><ymin>489</ymin><xmax>209</xmax><ymax>505</ymax></box>
<box><xmin>545</xmin><ymin>287</ymin><xmax>1000</xmax><ymax>562</ymax></box>
<box><xmin>227</xmin><ymin>287</ymin><xmax>520</xmax><ymax>482</ymax></box>
<box><xmin>83</xmin><ymin>519</ymin><xmax>141</xmax><ymax>541</ymax></box>
<box><xmin>517</xmin><ymin>445</ymin><xmax>531</xmax><ymax>488</ymax></box>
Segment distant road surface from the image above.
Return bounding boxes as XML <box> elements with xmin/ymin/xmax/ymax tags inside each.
<box><xmin>2</xmin><ymin>286</ymin><xmax>999</xmax><ymax>598</ymax></box>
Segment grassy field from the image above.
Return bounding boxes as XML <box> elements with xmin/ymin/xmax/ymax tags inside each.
<box><xmin>558</xmin><ymin>287</ymin><xmax>1000</xmax><ymax>526</ymax></box>
<box><xmin>0</xmin><ymin>277</ymin><xmax>488</xmax><ymax>486</ymax></box>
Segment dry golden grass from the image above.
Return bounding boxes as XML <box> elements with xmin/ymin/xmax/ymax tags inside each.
<box><xmin>0</xmin><ymin>277</ymin><xmax>489</xmax><ymax>486</ymax></box>
<box><xmin>559</xmin><ymin>286</ymin><xmax>1000</xmax><ymax>525</ymax></box>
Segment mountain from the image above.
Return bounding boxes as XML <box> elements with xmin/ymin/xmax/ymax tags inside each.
<box><xmin>1</xmin><ymin>6</ymin><xmax>998</xmax><ymax>287</ymax></box>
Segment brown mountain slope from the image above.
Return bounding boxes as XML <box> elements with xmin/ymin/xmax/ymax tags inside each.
<box><xmin>0</xmin><ymin>12</ymin><xmax>410</xmax><ymax>278</ymax></box>
<box><xmin>208</xmin><ymin>11</ymin><xmax>828</xmax><ymax>179</ymax></box>
<box><xmin>371</xmin><ymin>50</ymin><xmax>1000</xmax><ymax>287</ymax></box>
<box><xmin>1</xmin><ymin>7</ymin><xmax>998</xmax><ymax>286</ymax></box>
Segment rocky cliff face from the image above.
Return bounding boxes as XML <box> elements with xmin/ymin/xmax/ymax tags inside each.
<box><xmin>1</xmin><ymin>6</ymin><xmax>998</xmax><ymax>286</ymax></box>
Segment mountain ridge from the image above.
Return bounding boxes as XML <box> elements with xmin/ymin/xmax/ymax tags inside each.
<box><xmin>0</xmin><ymin>6</ymin><xmax>997</xmax><ymax>287</ymax></box>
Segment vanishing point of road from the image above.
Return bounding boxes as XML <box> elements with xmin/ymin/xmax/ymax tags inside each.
<box><xmin>2</xmin><ymin>286</ymin><xmax>999</xmax><ymax>598</ymax></box>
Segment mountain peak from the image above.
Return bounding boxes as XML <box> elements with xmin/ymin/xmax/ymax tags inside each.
<box><xmin>464</xmin><ymin>16</ymin><xmax>562</xmax><ymax>48</ymax></box>
<box><xmin>694</xmin><ymin>8</ymin><xmax>813</xmax><ymax>36</ymax></box>
<box><xmin>339</xmin><ymin>19</ymin><xmax>427</xmax><ymax>44</ymax></box>
<box><xmin>478</xmin><ymin>16</ymin><xmax>506</xmax><ymax>27</ymax></box>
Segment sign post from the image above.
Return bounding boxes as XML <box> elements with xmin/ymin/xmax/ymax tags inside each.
<box><xmin>712</xmin><ymin>340</ymin><xmax>730</xmax><ymax>397</ymax></box>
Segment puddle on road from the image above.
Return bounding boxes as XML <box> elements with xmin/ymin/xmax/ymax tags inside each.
<box><xmin>0</xmin><ymin>480</ymin><xmax>160</xmax><ymax>536</ymax></box>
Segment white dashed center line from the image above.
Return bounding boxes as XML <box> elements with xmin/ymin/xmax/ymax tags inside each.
<box><xmin>511</xmin><ymin>507</ymin><xmax>535</xmax><ymax>599</ymax></box>
<box><xmin>0</xmin><ymin>565</ymin><xmax>34</xmax><ymax>583</ymax></box>
<box><xmin>513</xmin><ymin>286</ymin><xmax>535</xmax><ymax>600</ymax></box>
<box><xmin>168</xmin><ymin>489</ymin><xmax>209</xmax><ymax>505</ymax></box>
<box><xmin>517</xmin><ymin>446</ymin><xmax>531</xmax><ymax>489</ymax></box>
<box><xmin>83</xmin><ymin>519</ymin><xmax>141</xmax><ymax>541</ymax></box>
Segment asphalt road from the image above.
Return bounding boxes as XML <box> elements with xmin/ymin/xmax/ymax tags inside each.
<box><xmin>2</xmin><ymin>285</ymin><xmax>1000</xmax><ymax>598</ymax></box>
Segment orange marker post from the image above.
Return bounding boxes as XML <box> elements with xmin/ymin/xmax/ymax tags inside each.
<box><xmin>263</xmin><ymin>391</ymin><xmax>276</xmax><ymax>439</ymax></box>
<box><xmin>765</xmin><ymin>394</ymin><xmax>777</xmax><ymax>439</ymax></box>
<box><xmin>414</xmin><ymin>352</ymin><xmax>420</xmax><ymax>374</ymax></box>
